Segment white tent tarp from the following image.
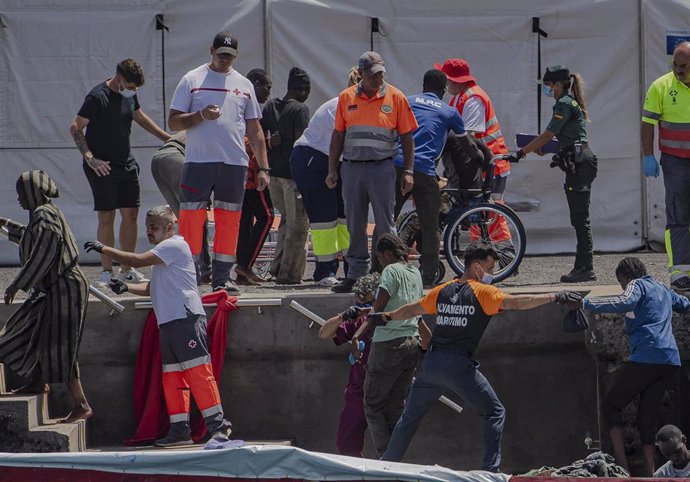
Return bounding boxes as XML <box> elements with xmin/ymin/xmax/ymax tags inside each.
<box><xmin>0</xmin><ymin>0</ymin><xmax>685</xmax><ymax>264</ymax></box>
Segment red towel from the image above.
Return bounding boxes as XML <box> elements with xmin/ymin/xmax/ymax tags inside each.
<box><xmin>124</xmin><ymin>291</ymin><xmax>238</xmax><ymax>446</ymax></box>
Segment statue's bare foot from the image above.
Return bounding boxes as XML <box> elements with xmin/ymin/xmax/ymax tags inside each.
<box><xmin>59</xmin><ymin>406</ymin><xmax>93</xmax><ymax>423</ymax></box>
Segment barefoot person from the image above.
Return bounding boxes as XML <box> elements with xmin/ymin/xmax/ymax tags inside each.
<box><xmin>85</xmin><ymin>206</ymin><xmax>232</xmax><ymax>447</ymax></box>
<box><xmin>0</xmin><ymin>170</ymin><xmax>92</xmax><ymax>423</ymax></box>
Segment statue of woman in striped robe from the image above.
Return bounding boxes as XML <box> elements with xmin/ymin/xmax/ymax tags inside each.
<box><xmin>0</xmin><ymin>170</ymin><xmax>92</xmax><ymax>423</ymax></box>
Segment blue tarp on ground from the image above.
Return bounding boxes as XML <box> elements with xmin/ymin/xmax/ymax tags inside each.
<box><xmin>0</xmin><ymin>444</ymin><xmax>511</xmax><ymax>482</ymax></box>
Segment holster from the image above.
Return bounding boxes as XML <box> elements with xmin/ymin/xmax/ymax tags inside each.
<box><xmin>550</xmin><ymin>143</ymin><xmax>583</xmax><ymax>175</ymax></box>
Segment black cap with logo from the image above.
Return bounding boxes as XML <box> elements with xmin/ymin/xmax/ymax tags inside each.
<box><xmin>213</xmin><ymin>31</ymin><xmax>239</xmax><ymax>56</ymax></box>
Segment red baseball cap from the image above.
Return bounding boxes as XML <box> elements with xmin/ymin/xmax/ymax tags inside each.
<box><xmin>434</xmin><ymin>58</ymin><xmax>475</xmax><ymax>84</ymax></box>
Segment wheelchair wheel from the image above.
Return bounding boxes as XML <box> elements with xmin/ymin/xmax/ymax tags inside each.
<box><xmin>442</xmin><ymin>202</ymin><xmax>526</xmax><ymax>283</ymax></box>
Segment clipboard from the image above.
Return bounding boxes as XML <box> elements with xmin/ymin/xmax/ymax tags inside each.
<box><xmin>516</xmin><ymin>133</ymin><xmax>560</xmax><ymax>154</ymax></box>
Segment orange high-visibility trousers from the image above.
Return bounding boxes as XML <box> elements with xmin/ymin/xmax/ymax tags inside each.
<box><xmin>178</xmin><ymin>162</ymin><xmax>247</xmax><ymax>284</ymax></box>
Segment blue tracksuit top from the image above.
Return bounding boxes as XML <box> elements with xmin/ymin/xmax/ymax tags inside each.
<box><xmin>393</xmin><ymin>93</ymin><xmax>466</xmax><ymax>176</ymax></box>
<box><xmin>583</xmin><ymin>276</ymin><xmax>690</xmax><ymax>366</ymax></box>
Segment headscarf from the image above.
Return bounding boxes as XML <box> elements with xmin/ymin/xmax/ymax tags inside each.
<box><xmin>16</xmin><ymin>170</ymin><xmax>60</xmax><ymax>211</ymax></box>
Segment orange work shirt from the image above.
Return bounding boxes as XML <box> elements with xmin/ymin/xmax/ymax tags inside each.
<box><xmin>334</xmin><ymin>82</ymin><xmax>418</xmax><ymax>161</ymax></box>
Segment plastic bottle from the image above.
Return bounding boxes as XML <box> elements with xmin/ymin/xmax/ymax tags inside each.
<box><xmin>348</xmin><ymin>340</ymin><xmax>366</xmax><ymax>365</ymax></box>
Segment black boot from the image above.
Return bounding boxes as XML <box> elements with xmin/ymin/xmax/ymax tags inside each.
<box><xmin>332</xmin><ymin>278</ymin><xmax>356</xmax><ymax>293</ymax></box>
<box><xmin>560</xmin><ymin>267</ymin><xmax>596</xmax><ymax>283</ymax></box>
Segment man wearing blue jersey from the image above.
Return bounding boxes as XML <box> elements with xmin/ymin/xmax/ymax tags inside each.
<box><xmin>577</xmin><ymin>257</ymin><xmax>690</xmax><ymax>476</ymax></box>
<box><xmin>393</xmin><ymin>69</ymin><xmax>482</xmax><ymax>287</ymax></box>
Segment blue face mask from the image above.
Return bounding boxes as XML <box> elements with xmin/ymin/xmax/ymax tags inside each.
<box><xmin>474</xmin><ymin>265</ymin><xmax>494</xmax><ymax>285</ymax></box>
<box><xmin>542</xmin><ymin>84</ymin><xmax>554</xmax><ymax>98</ymax></box>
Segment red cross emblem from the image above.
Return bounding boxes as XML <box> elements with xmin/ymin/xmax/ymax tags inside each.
<box><xmin>232</xmin><ymin>88</ymin><xmax>241</xmax><ymax>95</ymax></box>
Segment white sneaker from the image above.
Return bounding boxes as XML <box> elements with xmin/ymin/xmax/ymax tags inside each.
<box><xmin>318</xmin><ymin>276</ymin><xmax>340</xmax><ymax>287</ymax></box>
<box><xmin>118</xmin><ymin>268</ymin><xmax>149</xmax><ymax>283</ymax></box>
<box><xmin>213</xmin><ymin>280</ymin><xmax>240</xmax><ymax>294</ymax></box>
<box><xmin>204</xmin><ymin>437</ymin><xmax>245</xmax><ymax>450</ymax></box>
<box><xmin>96</xmin><ymin>270</ymin><xmax>113</xmax><ymax>288</ymax></box>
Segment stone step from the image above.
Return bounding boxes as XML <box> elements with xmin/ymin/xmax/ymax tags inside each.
<box><xmin>31</xmin><ymin>420</ymin><xmax>86</xmax><ymax>452</ymax></box>
<box><xmin>0</xmin><ymin>392</ymin><xmax>86</xmax><ymax>452</ymax></box>
<box><xmin>0</xmin><ymin>363</ymin><xmax>6</xmax><ymax>394</ymax></box>
<box><xmin>0</xmin><ymin>393</ymin><xmax>49</xmax><ymax>431</ymax></box>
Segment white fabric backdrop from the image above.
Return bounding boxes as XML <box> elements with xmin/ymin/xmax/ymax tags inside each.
<box><xmin>0</xmin><ymin>0</ymin><xmax>681</xmax><ymax>264</ymax></box>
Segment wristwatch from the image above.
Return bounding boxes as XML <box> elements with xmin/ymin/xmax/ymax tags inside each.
<box><xmin>403</xmin><ymin>169</ymin><xmax>414</xmax><ymax>176</ymax></box>
<box><xmin>258</xmin><ymin>167</ymin><xmax>271</xmax><ymax>173</ymax></box>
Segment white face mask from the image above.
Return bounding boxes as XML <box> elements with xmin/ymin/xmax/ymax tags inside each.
<box><xmin>474</xmin><ymin>264</ymin><xmax>494</xmax><ymax>285</ymax></box>
<box><xmin>120</xmin><ymin>87</ymin><xmax>136</xmax><ymax>98</ymax></box>
<box><xmin>119</xmin><ymin>80</ymin><xmax>137</xmax><ymax>98</ymax></box>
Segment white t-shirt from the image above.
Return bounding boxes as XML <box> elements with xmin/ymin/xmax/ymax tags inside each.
<box><xmin>150</xmin><ymin>235</ymin><xmax>205</xmax><ymax>325</ymax></box>
<box><xmin>655</xmin><ymin>459</ymin><xmax>690</xmax><ymax>478</ymax></box>
<box><xmin>450</xmin><ymin>95</ymin><xmax>486</xmax><ymax>133</ymax></box>
<box><xmin>293</xmin><ymin>97</ymin><xmax>338</xmax><ymax>155</ymax></box>
<box><xmin>170</xmin><ymin>64</ymin><xmax>262</xmax><ymax>166</ymax></box>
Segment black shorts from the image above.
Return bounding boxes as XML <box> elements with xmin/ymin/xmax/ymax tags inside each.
<box><xmin>602</xmin><ymin>361</ymin><xmax>678</xmax><ymax>444</ymax></box>
<box><xmin>83</xmin><ymin>160</ymin><xmax>140</xmax><ymax>211</ymax></box>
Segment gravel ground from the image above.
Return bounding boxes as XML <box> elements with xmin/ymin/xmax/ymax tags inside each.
<box><xmin>0</xmin><ymin>251</ymin><xmax>670</xmax><ymax>301</ymax></box>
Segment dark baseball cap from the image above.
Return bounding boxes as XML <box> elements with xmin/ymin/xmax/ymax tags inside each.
<box><xmin>213</xmin><ymin>31</ymin><xmax>239</xmax><ymax>56</ymax></box>
<box><xmin>359</xmin><ymin>51</ymin><xmax>386</xmax><ymax>75</ymax></box>
<box><xmin>542</xmin><ymin>65</ymin><xmax>570</xmax><ymax>83</ymax></box>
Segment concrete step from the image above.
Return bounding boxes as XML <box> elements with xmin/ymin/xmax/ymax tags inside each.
<box><xmin>0</xmin><ymin>393</ymin><xmax>48</xmax><ymax>431</ymax></box>
<box><xmin>31</xmin><ymin>420</ymin><xmax>87</xmax><ymax>452</ymax></box>
<box><xmin>0</xmin><ymin>392</ymin><xmax>86</xmax><ymax>452</ymax></box>
<box><xmin>0</xmin><ymin>363</ymin><xmax>6</xmax><ymax>394</ymax></box>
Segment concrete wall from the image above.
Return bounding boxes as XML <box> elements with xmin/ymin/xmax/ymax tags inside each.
<box><xmin>0</xmin><ymin>289</ymin><xmax>598</xmax><ymax>474</ymax></box>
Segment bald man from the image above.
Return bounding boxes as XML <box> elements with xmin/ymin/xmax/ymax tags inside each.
<box><xmin>655</xmin><ymin>425</ymin><xmax>690</xmax><ymax>477</ymax></box>
<box><xmin>642</xmin><ymin>42</ymin><xmax>690</xmax><ymax>290</ymax></box>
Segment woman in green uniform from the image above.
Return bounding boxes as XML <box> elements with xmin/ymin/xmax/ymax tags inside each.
<box><xmin>512</xmin><ymin>65</ymin><xmax>598</xmax><ymax>283</ymax></box>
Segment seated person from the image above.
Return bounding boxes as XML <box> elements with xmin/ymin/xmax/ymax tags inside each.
<box><xmin>441</xmin><ymin>132</ymin><xmax>492</xmax><ymax>194</ymax></box>
<box><xmin>655</xmin><ymin>425</ymin><xmax>690</xmax><ymax>478</ymax></box>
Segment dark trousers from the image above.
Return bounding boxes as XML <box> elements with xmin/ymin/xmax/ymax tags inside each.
<box><xmin>382</xmin><ymin>350</ymin><xmax>505</xmax><ymax>472</ymax></box>
<box><xmin>236</xmin><ymin>189</ymin><xmax>274</xmax><ymax>270</ymax></box>
<box><xmin>363</xmin><ymin>336</ymin><xmax>420</xmax><ymax>457</ymax></box>
<box><xmin>291</xmin><ymin>145</ymin><xmax>348</xmax><ymax>281</ymax></box>
<box><xmin>603</xmin><ymin>362</ymin><xmax>678</xmax><ymax>444</ymax></box>
<box><xmin>661</xmin><ymin>153</ymin><xmax>690</xmax><ymax>281</ymax></box>
<box><xmin>564</xmin><ymin>147</ymin><xmax>597</xmax><ymax>270</ymax></box>
<box><xmin>394</xmin><ymin>168</ymin><xmax>440</xmax><ymax>284</ymax></box>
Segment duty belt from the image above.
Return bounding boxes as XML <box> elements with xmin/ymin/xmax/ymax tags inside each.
<box><xmin>428</xmin><ymin>344</ymin><xmax>472</xmax><ymax>357</ymax></box>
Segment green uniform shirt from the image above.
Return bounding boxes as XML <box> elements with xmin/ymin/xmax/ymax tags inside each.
<box><xmin>642</xmin><ymin>71</ymin><xmax>690</xmax><ymax>125</ymax></box>
<box><xmin>372</xmin><ymin>262</ymin><xmax>423</xmax><ymax>343</ymax></box>
<box><xmin>546</xmin><ymin>92</ymin><xmax>588</xmax><ymax>148</ymax></box>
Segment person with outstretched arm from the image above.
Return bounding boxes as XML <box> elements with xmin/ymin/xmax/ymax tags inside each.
<box><xmin>371</xmin><ymin>241</ymin><xmax>581</xmax><ymax>472</ymax></box>
<box><xmin>84</xmin><ymin>206</ymin><xmax>232</xmax><ymax>448</ymax></box>
<box><xmin>572</xmin><ymin>257</ymin><xmax>690</xmax><ymax>476</ymax></box>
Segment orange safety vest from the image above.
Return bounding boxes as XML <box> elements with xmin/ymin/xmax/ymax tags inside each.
<box><xmin>450</xmin><ymin>84</ymin><xmax>510</xmax><ymax>177</ymax></box>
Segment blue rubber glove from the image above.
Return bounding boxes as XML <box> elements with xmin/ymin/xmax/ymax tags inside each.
<box><xmin>644</xmin><ymin>154</ymin><xmax>660</xmax><ymax>177</ymax></box>
<box><xmin>348</xmin><ymin>341</ymin><xmax>366</xmax><ymax>365</ymax></box>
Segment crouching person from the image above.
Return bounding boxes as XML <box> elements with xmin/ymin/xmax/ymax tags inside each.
<box><xmin>318</xmin><ymin>273</ymin><xmax>380</xmax><ymax>457</ymax></box>
<box><xmin>85</xmin><ymin>205</ymin><xmax>232</xmax><ymax>447</ymax></box>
